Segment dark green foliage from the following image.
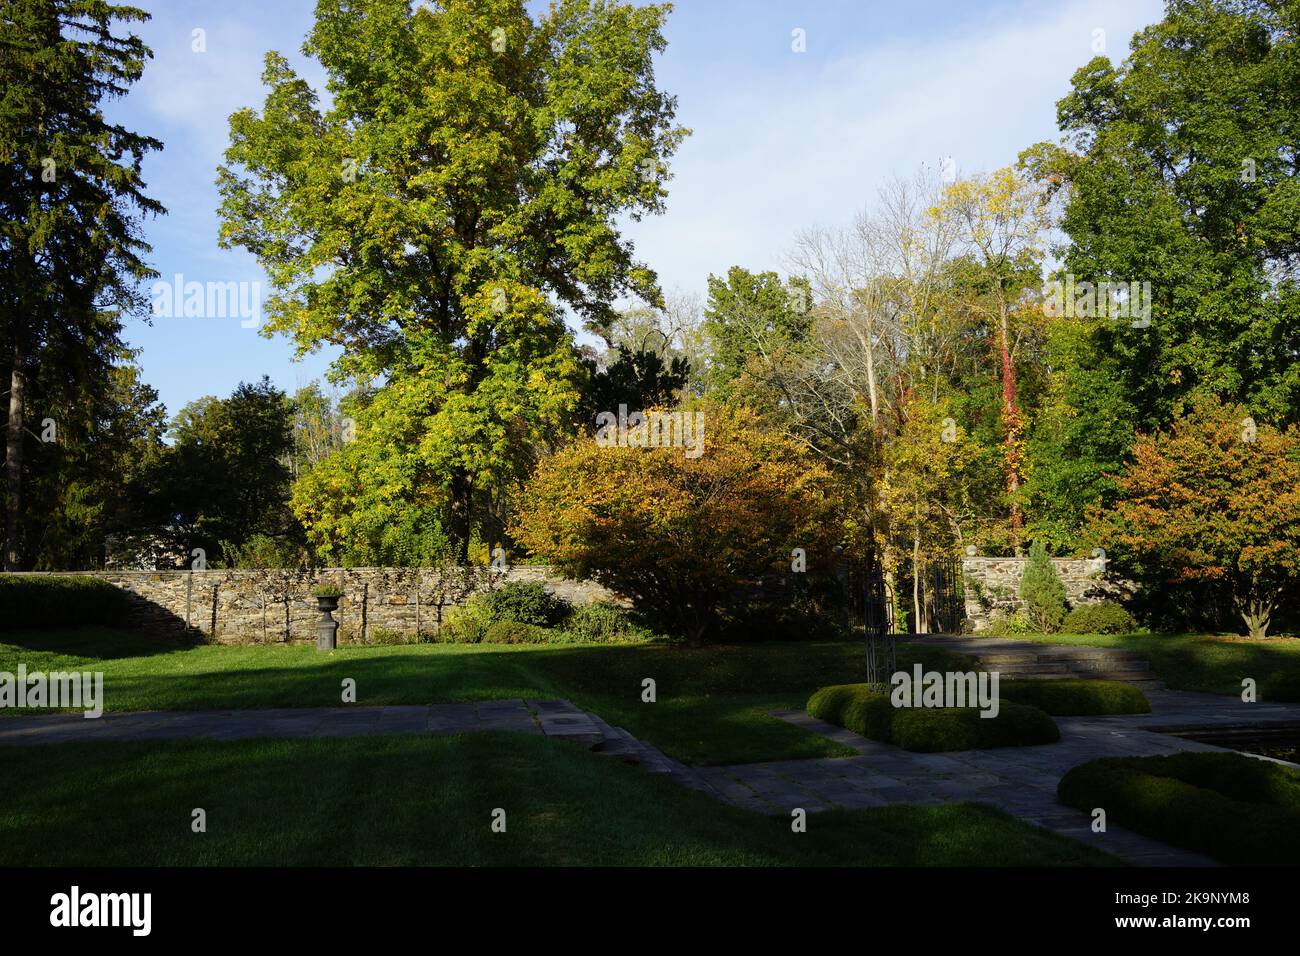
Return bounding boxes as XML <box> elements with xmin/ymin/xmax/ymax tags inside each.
<box><xmin>480</xmin><ymin>581</ymin><xmax>573</xmax><ymax>628</ymax></box>
<box><xmin>0</xmin><ymin>0</ymin><xmax>166</xmax><ymax>570</ymax></box>
<box><xmin>0</xmin><ymin>575</ymin><xmax>127</xmax><ymax>630</ymax></box>
<box><xmin>1062</xmin><ymin>601</ymin><xmax>1137</xmax><ymax>635</ymax></box>
<box><xmin>131</xmin><ymin>377</ymin><xmax>299</xmax><ymax>568</ymax></box>
<box><xmin>1058</xmin><ymin>753</ymin><xmax>1300</xmax><ymax>865</ymax></box>
<box><xmin>580</xmin><ymin>345</ymin><xmax>690</xmax><ymax>428</ymax></box>
<box><xmin>806</xmin><ymin>683</ymin><xmax>1060</xmax><ymax>752</ymax></box>
<box><xmin>1019</xmin><ymin>541</ymin><xmax>1067</xmax><ymax>632</ymax></box>
<box><xmin>1025</xmin><ymin>0</ymin><xmax>1300</xmax><ymax>544</ymax></box>
<box><xmin>999</xmin><ymin>678</ymin><xmax>1150</xmax><ymax>715</ymax></box>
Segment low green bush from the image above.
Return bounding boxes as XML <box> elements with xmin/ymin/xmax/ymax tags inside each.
<box><xmin>562</xmin><ymin>603</ymin><xmax>656</xmax><ymax>643</ymax></box>
<box><xmin>806</xmin><ymin>683</ymin><xmax>1059</xmax><ymax>753</ymax></box>
<box><xmin>436</xmin><ymin>601</ymin><xmax>493</xmax><ymax>643</ymax></box>
<box><xmin>479</xmin><ymin>581</ymin><xmax>572</xmax><ymax>628</ymax></box>
<box><xmin>482</xmin><ymin>620</ymin><xmax>559</xmax><ymax>645</ymax></box>
<box><xmin>984</xmin><ymin>609</ymin><xmax>1037</xmax><ymax>636</ymax></box>
<box><xmin>999</xmin><ymin>679</ymin><xmax>1150</xmax><ymax>715</ymax></box>
<box><xmin>0</xmin><ymin>575</ymin><xmax>129</xmax><ymax>630</ymax></box>
<box><xmin>1057</xmin><ymin>753</ymin><xmax>1300</xmax><ymax>864</ymax></box>
<box><xmin>1061</xmin><ymin>601</ymin><xmax>1137</xmax><ymax>635</ymax></box>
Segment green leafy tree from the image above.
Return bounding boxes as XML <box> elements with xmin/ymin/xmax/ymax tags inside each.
<box><xmin>0</xmin><ymin>0</ymin><xmax>164</xmax><ymax>568</ymax></box>
<box><xmin>217</xmin><ymin>0</ymin><xmax>687</xmax><ymax>558</ymax></box>
<box><xmin>136</xmin><ymin>378</ymin><xmax>298</xmax><ymax>567</ymax></box>
<box><xmin>1027</xmin><ymin>0</ymin><xmax>1300</xmax><ymax>540</ymax></box>
<box><xmin>702</xmin><ymin>267</ymin><xmax>813</xmax><ymax>402</ymax></box>
<box><xmin>1019</xmin><ymin>539</ymin><xmax>1067</xmax><ymax>632</ymax></box>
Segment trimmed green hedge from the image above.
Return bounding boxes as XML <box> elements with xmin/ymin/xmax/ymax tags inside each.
<box><xmin>806</xmin><ymin>683</ymin><xmax>1059</xmax><ymax>753</ymax></box>
<box><xmin>999</xmin><ymin>679</ymin><xmax>1150</xmax><ymax>715</ymax></box>
<box><xmin>1058</xmin><ymin>753</ymin><xmax>1300</xmax><ymax>865</ymax></box>
<box><xmin>0</xmin><ymin>575</ymin><xmax>128</xmax><ymax>631</ymax></box>
<box><xmin>1061</xmin><ymin>601</ymin><xmax>1137</xmax><ymax>635</ymax></box>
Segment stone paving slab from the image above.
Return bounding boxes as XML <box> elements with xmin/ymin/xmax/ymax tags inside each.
<box><xmin>0</xmin><ymin>701</ymin><xmax>552</xmax><ymax>746</ymax></box>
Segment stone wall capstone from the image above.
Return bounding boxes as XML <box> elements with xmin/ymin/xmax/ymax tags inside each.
<box><xmin>961</xmin><ymin>556</ymin><xmax>1135</xmax><ymax>632</ymax></box>
<box><xmin>13</xmin><ymin>566</ymin><xmax>621</xmax><ymax>644</ymax></box>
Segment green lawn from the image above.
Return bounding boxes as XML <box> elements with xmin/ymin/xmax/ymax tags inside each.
<box><xmin>999</xmin><ymin>632</ymin><xmax>1300</xmax><ymax>698</ymax></box>
<box><xmin>0</xmin><ymin>732</ymin><xmax>1115</xmax><ymax>866</ymax></box>
<box><xmin>0</xmin><ymin>628</ymin><xmax>974</xmax><ymax>765</ymax></box>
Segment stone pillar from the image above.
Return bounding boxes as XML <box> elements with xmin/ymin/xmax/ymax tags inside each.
<box><xmin>317</xmin><ymin>603</ymin><xmax>338</xmax><ymax>651</ymax></box>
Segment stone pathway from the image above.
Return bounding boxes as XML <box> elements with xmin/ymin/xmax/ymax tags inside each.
<box><xmin>0</xmin><ymin>697</ymin><xmax>719</xmax><ymax>797</ymax></box>
<box><xmin>694</xmin><ymin>689</ymin><xmax>1300</xmax><ymax>866</ymax></box>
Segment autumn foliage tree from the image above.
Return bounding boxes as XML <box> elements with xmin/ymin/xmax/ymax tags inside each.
<box><xmin>512</xmin><ymin>406</ymin><xmax>838</xmax><ymax>642</ymax></box>
<box><xmin>1093</xmin><ymin>397</ymin><xmax>1300</xmax><ymax>639</ymax></box>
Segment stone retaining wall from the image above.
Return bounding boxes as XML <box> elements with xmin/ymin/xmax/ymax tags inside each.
<box><xmin>961</xmin><ymin>556</ymin><xmax>1135</xmax><ymax>632</ymax></box>
<box><xmin>15</xmin><ymin>567</ymin><xmax>619</xmax><ymax>644</ymax></box>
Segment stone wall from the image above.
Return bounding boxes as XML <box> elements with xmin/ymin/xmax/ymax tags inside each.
<box><xmin>961</xmin><ymin>556</ymin><xmax>1135</xmax><ymax>632</ymax></box>
<box><xmin>15</xmin><ymin>566</ymin><xmax>620</xmax><ymax>644</ymax></box>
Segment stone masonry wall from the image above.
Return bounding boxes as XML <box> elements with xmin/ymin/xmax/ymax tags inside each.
<box><xmin>15</xmin><ymin>566</ymin><xmax>620</xmax><ymax>644</ymax></box>
<box><xmin>961</xmin><ymin>556</ymin><xmax>1135</xmax><ymax>632</ymax></box>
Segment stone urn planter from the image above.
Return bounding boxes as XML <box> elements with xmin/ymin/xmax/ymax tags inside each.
<box><xmin>314</xmin><ymin>588</ymin><xmax>343</xmax><ymax>651</ymax></box>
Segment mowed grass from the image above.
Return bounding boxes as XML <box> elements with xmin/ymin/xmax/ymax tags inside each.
<box><xmin>0</xmin><ymin>732</ymin><xmax>1116</xmax><ymax>866</ymax></box>
<box><xmin>0</xmin><ymin>628</ymin><xmax>974</xmax><ymax>764</ymax></box>
<box><xmin>999</xmin><ymin>632</ymin><xmax>1300</xmax><ymax>697</ymax></box>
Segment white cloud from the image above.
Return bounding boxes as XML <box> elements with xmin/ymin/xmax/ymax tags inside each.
<box><xmin>626</xmin><ymin>0</ymin><xmax>1163</xmax><ymax>300</ymax></box>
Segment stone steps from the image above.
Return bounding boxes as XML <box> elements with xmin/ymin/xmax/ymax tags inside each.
<box><xmin>581</xmin><ymin>710</ymin><xmax>722</xmax><ymax>797</ymax></box>
<box><xmin>912</xmin><ymin>638</ymin><xmax>1163</xmax><ymax>688</ymax></box>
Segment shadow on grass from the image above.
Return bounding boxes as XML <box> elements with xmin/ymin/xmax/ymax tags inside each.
<box><xmin>0</xmin><ymin>732</ymin><xmax>1117</xmax><ymax>867</ymax></box>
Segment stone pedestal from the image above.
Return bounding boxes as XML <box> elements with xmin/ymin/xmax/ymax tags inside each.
<box><xmin>316</xmin><ymin>598</ymin><xmax>339</xmax><ymax>651</ymax></box>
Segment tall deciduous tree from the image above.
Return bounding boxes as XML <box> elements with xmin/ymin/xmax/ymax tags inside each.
<box><xmin>0</xmin><ymin>0</ymin><xmax>163</xmax><ymax>568</ymax></box>
<box><xmin>931</xmin><ymin>168</ymin><xmax>1049</xmax><ymax>550</ymax></box>
<box><xmin>218</xmin><ymin>0</ymin><xmax>687</xmax><ymax>559</ymax></box>
<box><xmin>1028</xmin><ymin>0</ymin><xmax>1300</xmax><ymax>541</ymax></box>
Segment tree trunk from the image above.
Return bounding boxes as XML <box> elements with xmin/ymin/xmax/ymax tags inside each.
<box><xmin>448</xmin><ymin>469</ymin><xmax>472</xmax><ymax>563</ymax></box>
<box><xmin>1240</xmin><ymin>596</ymin><xmax>1273</xmax><ymax>640</ymax></box>
<box><xmin>997</xmin><ymin>293</ymin><xmax>1024</xmax><ymax>552</ymax></box>
<box><xmin>4</xmin><ymin>338</ymin><xmax>25</xmax><ymax>571</ymax></box>
<box><xmin>911</xmin><ymin>520</ymin><xmax>922</xmax><ymax>636</ymax></box>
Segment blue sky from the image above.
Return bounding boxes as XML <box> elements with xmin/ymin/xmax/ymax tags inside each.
<box><xmin>108</xmin><ymin>0</ymin><xmax>1165</xmax><ymax>418</ymax></box>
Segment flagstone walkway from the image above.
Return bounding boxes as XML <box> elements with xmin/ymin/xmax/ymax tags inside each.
<box><xmin>695</xmin><ymin>687</ymin><xmax>1300</xmax><ymax>866</ymax></box>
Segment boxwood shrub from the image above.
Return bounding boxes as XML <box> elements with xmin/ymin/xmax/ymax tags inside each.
<box><xmin>1057</xmin><ymin>753</ymin><xmax>1300</xmax><ymax>864</ymax></box>
<box><xmin>478</xmin><ymin>581</ymin><xmax>572</xmax><ymax>627</ymax></box>
<box><xmin>1061</xmin><ymin>601</ymin><xmax>1137</xmax><ymax>635</ymax></box>
<box><xmin>0</xmin><ymin>575</ymin><xmax>129</xmax><ymax>630</ymax></box>
<box><xmin>999</xmin><ymin>679</ymin><xmax>1150</xmax><ymax>715</ymax></box>
<box><xmin>806</xmin><ymin>683</ymin><xmax>1059</xmax><ymax>752</ymax></box>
